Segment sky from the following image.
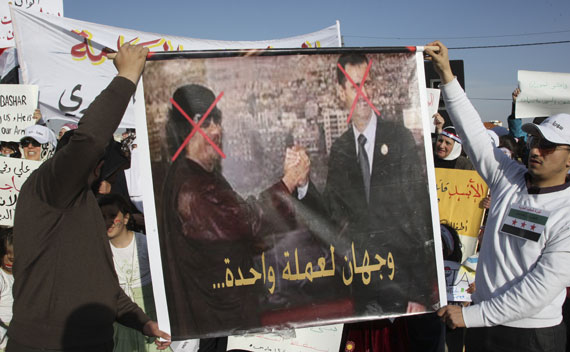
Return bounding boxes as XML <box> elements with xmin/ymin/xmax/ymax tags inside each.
<box><xmin>64</xmin><ymin>0</ymin><xmax>570</xmax><ymax>126</ymax></box>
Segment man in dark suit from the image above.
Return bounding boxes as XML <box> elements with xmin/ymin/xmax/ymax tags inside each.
<box><xmin>299</xmin><ymin>53</ymin><xmax>437</xmax><ymax>315</ymax></box>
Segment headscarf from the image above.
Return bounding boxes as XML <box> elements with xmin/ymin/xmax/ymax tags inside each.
<box><xmin>440</xmin><ymin>126</ymin><xmax>462</xmax><ymax>161</ymax></box>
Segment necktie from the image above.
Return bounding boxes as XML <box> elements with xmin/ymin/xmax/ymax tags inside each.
<box><xmin>358</xmin><ymin>134</ymin><xmax>370</xmax><ymax>203</ymax></box>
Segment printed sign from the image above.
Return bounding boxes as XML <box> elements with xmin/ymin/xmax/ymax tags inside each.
<box><xmin>444</xmin><ymin>260</ymin><xmax>474</xmax><ymax>302</ymax></box>
<box><xmin>435</xmin><ymin>168</ymin><xmax>488</xmax><ymax>261</ymax></box>
<box><xmin>0</xmin><ymin>84</ymin><xmax>38</xmax><ymax>141</ymax></box>
<box><xmin>426</xmin><ymin>88</ymin><xmax>440</xmax><ymax>134</ymax></box>
<box><xmin>516</xmin><ymin>70</ymin><xmax>570</xmax><ymax>118</ymax></box>
<box><xmin>0</xmin><ymin>157</ymin><xmax>40</xmax><ymax>226</ymax></box>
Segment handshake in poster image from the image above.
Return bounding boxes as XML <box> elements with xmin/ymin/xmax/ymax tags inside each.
<box><xmin>282</xmin><ymin>146</ymin><xmax>310</xmax><ymax>193</ymax></box>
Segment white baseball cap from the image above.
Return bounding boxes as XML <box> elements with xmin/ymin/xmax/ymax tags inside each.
<box><xmin>21</xmin><ymin>125</ymin><xmax>57</xmax><ymax>148</ymax></box>
<box><xmin>522</xmin><ymin>113</ymin><xmax>570</xmax><ymax>145</ymax></box>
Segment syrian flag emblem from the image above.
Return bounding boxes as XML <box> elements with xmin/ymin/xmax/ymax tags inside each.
<box><xmin>500</xmin><ymin>204</ymin><xmax>549</xmax><ymax>242</ymax></box>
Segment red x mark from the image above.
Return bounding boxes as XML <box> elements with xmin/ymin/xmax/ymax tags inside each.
<box><xmin>170</xmin><ymin>92</ymin><xmax>226</xmax><ymax>162</ymax></box>
<box><xmin>337</xmin><ymin>59</ymin><xmax>381</xmax><ymax>124</ymax></box>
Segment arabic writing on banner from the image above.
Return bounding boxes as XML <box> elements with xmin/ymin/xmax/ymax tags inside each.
<box><xmin>0</xmin><ymin>0</ymin><xmax>63</xmax><ymax>48</ymax></box>
<box><xmin>215</xmin><ymin>244</ymin><xmax>394</xmax><ymax>294</ymax></box>
<box><xmin>11</xmin><ymin>8</ymin><xmax>341</xmax><ymax>128</ymax></box>
<box><xmin>516</xmin><ymin>70</ymin><xmax>570</xmax><ymax>118</ymax></box>
<box><xmin>444</xmin><ymin>260</ymin><xmax>474</xmax><ymax>302</ymax></box>
<box><xmin>0</xmin><ymin>84</ymin><xmax>38</xmax><ymax>141</ymax></box>
<box><xmin>0</xmin><ymin>158</ymin><xmax>39</xmax><ymax>226</ymax></box>
<box><xmin>435</xmin><ymin>168</ymin><xmax>488</xmax><ymax>260</ymax></box>
<box><xmin>227</xmin><ymin>324</ymin><xmax>344</xmax><ymax>352</ymax></box>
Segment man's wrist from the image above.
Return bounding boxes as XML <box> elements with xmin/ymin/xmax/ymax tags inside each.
<box><xmin>441</xmin><ymin>70</ymin><xmax>455</xmax><ymax>85</ymax></box>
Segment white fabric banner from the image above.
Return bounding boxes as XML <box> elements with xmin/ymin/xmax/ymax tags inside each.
<box><xmin>0</xmin><ymin>0</ymin><xmax>63</xmax><ymax>48</ymax></box>
<box><xmin>11</xmin><ymin>8</ymin><xmax>341</xmax><ymax>127</ymax></box>
<box><xmin>516</xmin><ymin>70</ymin><xmax>570</xmax><ymax>118</ymax></box>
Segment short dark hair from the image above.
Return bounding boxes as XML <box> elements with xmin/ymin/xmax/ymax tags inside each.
<box><xmin>166</xmin><ymin>84</ymin><xmax>222</xmax><ymax>159</ymax></box>
<box><xmin>440</xmin><ymin>224</ymin><xmax>462</xmax><ymax>263</ymax></box>
<box><xmin>337</xmin><ymin>53</ymin><xmax>369</xmax><ymax>86</ymax></box>
<box><xmin>0</xmin><ymin>227</ymin><xmax>13</xmax><ymax>258</ymax></box>
<box><xmin>97</xmin><ymin>193</ymin><xmax>134</xmax><ymax>230</ymax></box>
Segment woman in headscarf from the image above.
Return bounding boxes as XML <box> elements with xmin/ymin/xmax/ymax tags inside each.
<box><xmin>434</xmin><ymin>126</ymin><xmax>474</xmax><ymax>170</ymax></box>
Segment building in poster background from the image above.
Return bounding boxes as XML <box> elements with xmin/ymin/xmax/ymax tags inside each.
<box><xmin>0</xmin><ymin>0</ymin><xmax>63</xmax><ymax>48</ymax></box>
<box><xmin>138</xmin><ymin>48</ymin><xmax>445</xmax><ymax>339</ymax></box>
<box><xmin>0</xmin><ymin>84</ymin><xmax>38</xmax><ymax>141</ymax></box>
<box><xmin>10</xmin><ymin>7</ymin><xmax>341</xmax><ymax>127</ymax></box>
<box><xmin>435</xmin><ymin>168</ymin><xmax>488</xmax><ymax>262</ymax></box>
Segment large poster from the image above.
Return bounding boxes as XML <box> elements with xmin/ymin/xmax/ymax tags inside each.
<box><xmin>11</xmin><ymin>7</ymin><xmax>340</xmax><ymax>127</ymax></box>
<box><xmin>139</xmin><ymin>48</ymin><xmax>445</xmax><ymax>339</ymax></box>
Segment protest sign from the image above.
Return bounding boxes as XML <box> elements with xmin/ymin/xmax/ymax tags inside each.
<box><xmin>0</xmin><ymin>0</ymin><xmax>63</xmax><ymax>48</ymax></box>
<box><xmin>435</xmin><ymin>168</ymin><xmax>488</xmax><ymax>261</ymax></box>
<box><xmin>0</xmin><ymin>157</ymin><xmax>40</xmax><ymax>226</ymax></box>
<box><xmin>444</xmin><ymin>260</ymin><xmax>474</xmax><ymax>302</ymax></box>
<box><xmin>426</xmin><ymin>88</ymin><xmax>440</xmax><ymax>134</ymax></box>
<box><xmin>516</xmin><ymin>70</ymin><xmax>570</xmax><ymax>118</ymax></box>
<box><xmin>11</xmin><ymin>7</ymin><xmax>341</xmax><ymax>128</ymax></box>
<box><xmin>136</xmin><ymin>47</ymin><xmax>445</xmax><ymax>339</ymax></box>
<box><xmin>0</xmin><ymin>84</ymin><xmax>38</xmax><ymax>141</ymax></box>
<box><xmin>227</xmin><ymin>324</ymin><xmax>344</xmax><ymax>352</ymax></box>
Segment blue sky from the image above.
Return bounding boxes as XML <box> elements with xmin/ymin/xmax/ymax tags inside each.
<box><xmin>64</xmin><ymin>0</ymin><xmax>570</xmax><ymax>125</ymax></box>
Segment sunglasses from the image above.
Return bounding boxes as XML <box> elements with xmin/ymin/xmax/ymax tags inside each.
<box><xmin>527</xmin><ymin>135</ymin><xmax>570</xmax><ymax>152</ymax></box>
<box><xmin>20</xmin><ymin>137</ymin><xmax>41</xmax><ymax>148</ymax></box>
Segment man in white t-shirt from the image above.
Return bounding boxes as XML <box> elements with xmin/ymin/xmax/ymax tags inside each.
<box><xmin>427</xmin><ymin>40</ymin><xmax>570</xmax><ymax>352</ymax></box>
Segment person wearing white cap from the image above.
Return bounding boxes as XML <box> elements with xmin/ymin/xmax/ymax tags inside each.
<box><xmin>427</xmin><ymin>41</ymin><xmax>570</xmax><ymax>352</ymax></box>
<box><xmin>19</xmin><ymin>125</ymin><xmax>57</xmax><ymax>162</ymax></box>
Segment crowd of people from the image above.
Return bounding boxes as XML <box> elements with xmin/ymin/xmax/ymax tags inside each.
<box><xmin>0</xmin><ymin>40</ymin><xmax>566</xmax><ymax>352</ymax></box>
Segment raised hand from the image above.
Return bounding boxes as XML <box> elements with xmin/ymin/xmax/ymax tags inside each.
<box><xmin>424</xmin><ymin>41</ymin><xmax>454</xmax><ymax>85</ymax></box>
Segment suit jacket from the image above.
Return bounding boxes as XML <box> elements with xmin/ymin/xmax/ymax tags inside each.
<box><xmin>303</xmin><ymin>114</ymin><xmax>438</xmax><ymax>313</ymax></box>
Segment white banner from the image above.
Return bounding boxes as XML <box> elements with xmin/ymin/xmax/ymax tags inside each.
<box><xmin>0</xmin><ymin>158</ymin><xmax>40</xmax><ymax>226</ymax></box>
<box><xmin>516</xmin><ymin>70</ymin><xmax>570</xmax><ymax>118</ymax></box>
<box><xmin>11</xmin><ymin>8</ymin><xmax>341</xmax><ymax>127</ymax></box>
<box><xmin>0</xmin><ymin>0</ymin><xmax>63</xmax><ymax>48</ymax></box>
<box><xmin>0</xmin><ymin>84</ymin><xmax>38</xmax><ymax>141</ymax></box>
<box><xmin>227</xmin><ymin>324</ymin><xmax>344</xmax><ymax>352</ymax></box>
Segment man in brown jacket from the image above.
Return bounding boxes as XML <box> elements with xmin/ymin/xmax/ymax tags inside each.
<box><xmin>8</xmin><ymin>44</ymin><xmax>170</xmax><ymax>351</ymax></box>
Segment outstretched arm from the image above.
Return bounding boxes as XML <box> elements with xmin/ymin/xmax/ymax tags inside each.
<box><xmin>41</xmin><ymin>44</ymin><xmax>149</xmax><ymax>208</ymax></box>
<box><xmin>424</xmin><ymin>41</ymin><xmax>520</xmax><ymax>187</ymax></box>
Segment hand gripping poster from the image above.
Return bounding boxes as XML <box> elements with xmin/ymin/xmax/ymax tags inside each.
<box><xmin>137</xmin><ymin>47</ymin><xmax>446</xmax><ymax>340</ymax></box>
